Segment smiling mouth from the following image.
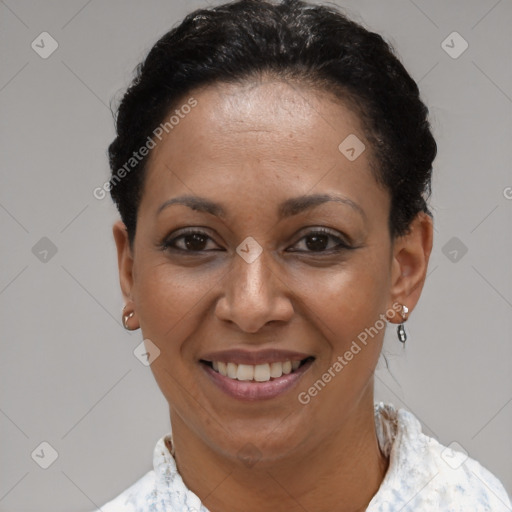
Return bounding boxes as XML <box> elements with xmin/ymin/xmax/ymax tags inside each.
<box><xmin>200</xmin><ymin>357</ymin><xmax>315</xmax><ymax>382</ymax></box>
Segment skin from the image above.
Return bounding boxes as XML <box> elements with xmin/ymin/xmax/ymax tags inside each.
<box><xmin>113</xmin><ymin>77</ymin><xmax>433</xmax><ymax>512</ymax></box>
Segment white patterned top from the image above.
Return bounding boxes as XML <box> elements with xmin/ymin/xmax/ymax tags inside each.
<box><xmin>96</xmin><ymin>402</ymin><xmax>512</xmax><ymax>511</ymax></box>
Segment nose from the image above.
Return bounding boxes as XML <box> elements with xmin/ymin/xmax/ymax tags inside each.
<box><xmin>214</xmin><ymin>247</ymin><xmax>294</xmax><ymax>333</ymax></box>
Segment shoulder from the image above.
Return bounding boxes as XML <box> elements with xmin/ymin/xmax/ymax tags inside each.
<box><xmin>420</xmin><ymin>429</ymin><xmax>512</xmax><ymax>511</ymax></box>
<box><xmin>88</xmin><ymin>432</ymin><xmax>207</xmax><ymax>512</ymax></box>
<box><xmin>370</xmin><ymin>403</ymin><xmax>512</xmax><ymax>511</ymax></box>
<box><xmin>91</xmin><ymin>470</ymin><xmax>156</xmax><ymax>512</ymax></box>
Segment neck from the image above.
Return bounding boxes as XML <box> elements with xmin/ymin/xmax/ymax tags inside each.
<box><xmin>170</xmin><ymin>387</ymin><xmax>389</xmax><ymax>512</ymax></box>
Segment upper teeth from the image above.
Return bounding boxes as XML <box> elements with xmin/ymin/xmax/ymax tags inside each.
<box><xmin>211</xmin><ymin>360</ymin><xmax>301</xmax><ymax>381</ymax></box>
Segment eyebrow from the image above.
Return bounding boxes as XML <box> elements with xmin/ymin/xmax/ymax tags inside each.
<box><xmin>156</xmin><ymin>193</ymin><xmax>366</xmax><ymax>221</ymax></box>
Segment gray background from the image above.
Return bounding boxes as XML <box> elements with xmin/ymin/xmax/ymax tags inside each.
<box><xmin>1</xmin><ymin>0</ymin><xmax>511</xmax><ymax>510</ymax></box>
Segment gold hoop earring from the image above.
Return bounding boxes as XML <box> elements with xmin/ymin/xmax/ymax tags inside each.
<box><xmin>122</xmin><ymin>305</ymin><xmax>135</xmax><ymax>330</ymax></box>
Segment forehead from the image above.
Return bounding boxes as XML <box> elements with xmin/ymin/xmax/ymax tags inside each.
<box><xmin>172</xmin><ymin>78</ymin><xmax>365</xmax><ymax>144</ymax></box>
<box><xmin>139</xmin><ymin>79</ymin><xmax>388</xmax><ymax>221</ymax></box>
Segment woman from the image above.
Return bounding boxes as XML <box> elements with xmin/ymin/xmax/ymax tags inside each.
<box><xmin>100</xmin><ymin>0</ymin><xmax>511</xmax><ymax>510</ymax></box>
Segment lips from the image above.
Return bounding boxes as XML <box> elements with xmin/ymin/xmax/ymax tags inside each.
<box><xmin>199</xmin><ymin>348</ymin><xmax>315</xmax><ymax>400</ymax></box>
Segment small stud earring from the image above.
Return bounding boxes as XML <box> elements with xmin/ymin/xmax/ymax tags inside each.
<box><xmin>397</xmin><ymin>305</ymin><xmax>409</xmax><ymax>343</ymax></box>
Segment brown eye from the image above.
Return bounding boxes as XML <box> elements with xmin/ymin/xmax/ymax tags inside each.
<box><xmin>289</xmin><ymin>229</ymin><xmax>351</xmax><ymax>253</ymax></box>
<box><xmin>180</xmin><ymin>233</ymin><xmax>209</xmax><ymax>251</ymax></box>
<box><xmin>162</xmin><ymin>229</ymin><xmax>221</xmax><ymax>252</ymax></box>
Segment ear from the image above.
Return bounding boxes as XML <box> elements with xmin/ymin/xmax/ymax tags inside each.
<box><xmin>387</xmin><ymin>211</ymin><xmax>434</xmax><ymax>322</ymax></box>
<box><xmin>112</xmin><ymin>220</ymin><xmax>135</xmax><ymax>304</ymax></box>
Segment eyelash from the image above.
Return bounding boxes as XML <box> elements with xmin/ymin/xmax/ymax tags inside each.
<box><xmin>160</xmin><ymin>227</ymin><xmax>353</xmax><ymax>255</ymax></box>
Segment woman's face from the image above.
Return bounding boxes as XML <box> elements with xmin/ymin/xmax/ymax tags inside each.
<box><xmin>114</xmin><ymin>78</ymin><xmax>430</xmax><ymax>463</ymax></box>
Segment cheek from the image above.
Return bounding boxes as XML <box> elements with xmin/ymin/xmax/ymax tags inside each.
<box><xmin>290</xmin><ymin>259</ymin><xmax>390</xmax><ymax>432</ymax></box>
<box><xmin>133</xmin><ymin>261</ymin><xmax>224</xmax><ymax>409</ymax></box>
<box><xmin>297</xmin><ymin>258</ymin><xmax>391</xmax><ymax>348</ymax></box>
<box><xmin>134</xmin><ymin>260</ymin><xmax>224</xmax><ymax>355</ymax></box>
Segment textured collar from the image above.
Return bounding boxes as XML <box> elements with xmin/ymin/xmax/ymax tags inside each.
<box><xmin>149</xmin><ymin>402</ymin><xmax>432</xmax><ymax>511</ymax></box>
